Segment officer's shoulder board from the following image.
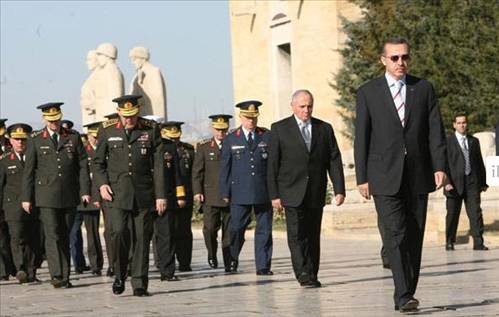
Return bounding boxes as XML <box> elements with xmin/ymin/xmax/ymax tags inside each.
<box><xmin>182</xmin><ymin>142</ymin><xmax>194</xmax><ymax>150</ymax></box>
<box><xmin>138</xmin><ymin>118</ymin><xmax>156</xmax><ymax>128</ymax></box>
<box><xmin>102</xmin><ymin>118</ymin><xmax>119</xmax><ymax>129</ymax></box>
<box><xmin>198</xmin><ymin>138</ymin><xmax>212</xmax><ymax>146</ymax></box>
<box><xmin>227</xmin><ymin>128</ymin><xmax>238</xmax><ymax>135</ymax></box>
<box><xmin>0</xmin><ymin>151</ymin><xmax>11</xmax><ymax>161</ymax></box>
<box><xmin>256</xmin><ymin>126</ymin><xmax>268</xmax><ymax>134</ymax></box>
<box><xmin>63</xmin><ymin>127</ymin><xmax>78</xmax><ymax>135</ymax></box>
<box><xmin>30</xmin><ymin>129</ymin><xmax>44</xmax><ymax>138</ymax></box>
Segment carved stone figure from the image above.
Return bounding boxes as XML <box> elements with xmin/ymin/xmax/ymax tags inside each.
<box><xmin>94</xmin><ymin>43</ymin><xmax>124</xmax><ymax>121</ymax></box>
<box><xmin>81</xmin><ymin>50</ymin><xmax>98</xmax><ymax>125</ymax></box>
<box><xmin>128</xmin><ymin>46</ymin><xmax>167</xmax><ymax>120</ymax></box>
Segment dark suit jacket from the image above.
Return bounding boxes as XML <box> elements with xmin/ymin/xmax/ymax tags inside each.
<box><xmin>0</xmin><ymin>151</ymin><xmax>29</xmax><ymax>221</ymax></box>
<box><xmin>354</xmin><ymin>74</ymin><xmax>447</xmax><ymax>195</ymax></box>
<box><xmin>444</xmin><ymin>133</ymin><xmax>487</xmax><ymax>196</ymax></box>
<box><xmin>267</xmin><ymin>116</ymin><xmax>345</xmax><ymax>208</ymax></box>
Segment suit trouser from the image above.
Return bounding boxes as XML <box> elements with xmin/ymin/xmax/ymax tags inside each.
<box><xmin>229</xmin><ymin>203</ymin><xmax>273</xmax><ymax>270</ymax></box>
<box><xmin>373</xmin><ymin>186</ymin><xmax>428</xmax><ymax>306</ymax></box>
<box><xmin>155</xmin><ymin>210</ymin><xmax>177</xmax><ymax>277</ymax></box>
<box><xmin>202</xmin><ymin>205</ymin><xmax>231</xmax><ymax>267</ymax></box>
<box><xmin>101</xmin><ymin>206</ymin><xmax>113</xmax><ymax>270</ymax></box>
<box><xmin>69</xmin><ymin>212</ymin><xmax>86</xmax><ymax>269</ymax></box>
<box><xmin>7</xmin><ymin>217</ymin><xmax>39</xmax><ymax>278</ymax></box>
<box><xmin>284</xmin><ymin>206</ymin><xmax>323</xmax><ymax>280</ymax></box>
<box><xmin>377</xmin><ymin>216</ymin><xmax>390</xmax><ymax>266</ymax></box>
<box><xmin>0</xmin><ymin>219</ymin><xmax>15</xmax><ymax>278</ymax></box>
<box><xmin>108</xmin><ymin>206</ymin><xmax>153</xmax><ymax>290</ymax></box>
<box><xmin>445</xmin><ymin>175</ymin><xmax>485</xmax><ymax>246</ymax></box>
<box><xmin>39</xmin><ymin>207</ymin><xmax>75</xmax><ymax>282</ymax></box>
<box><xmin>174</xmin><ymin>205</ymin><xmax>193</xmax><ymax>268</ymax></box>
<box><xmin>82</xmin><ymin>210</ymin><xmax>104</xmax><ymax>271</ymax></box>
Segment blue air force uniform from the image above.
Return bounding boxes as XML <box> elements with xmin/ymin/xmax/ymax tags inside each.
<box><xmin>219</xmin><ymin>101</ymin><xmax>273</xmax><ymax>273</ymax></box>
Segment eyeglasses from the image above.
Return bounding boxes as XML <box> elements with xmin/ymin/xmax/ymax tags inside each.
<box><xmin>385</xmin><ymin>54</ymin><xmax>410</xmax><ymax>62</ymax></box>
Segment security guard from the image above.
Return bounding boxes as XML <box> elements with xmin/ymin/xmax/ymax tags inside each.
<box><xmin>0</xmin><ymin>124</ymin><xmax>40</xmax><ymax>283</ymax></box>
<box><xmin>93</xmin><ymin>95</ymin><xmax>166</xmax><ymax>297</ymax></box>
<box><xmin>192</xmin><ymin>114</ymin><xmax>232</xmax><ymax>271</ymax></box>
<box><xmin>154</xmin><ymin>124</ymin><xmax>186</xmax><ymax>281</ymax></box>
<box><xmin>21</xmin><ymin>103</ymin><xmax>91</xmax><ymax>288</ymax></box>
<box><xmin>219</xmin><ymin>101</ymin><xmax>273</xmax><ymax>275</ymax></box>
<box><xmin>162</xmin><ymin>121</ymin><xmax>194</xmax><ymax>272</ymax></box>
<box><xmin>76</xmin><ymin>122</ymin><xmax>104</xmax><ymax>276</ymax></box>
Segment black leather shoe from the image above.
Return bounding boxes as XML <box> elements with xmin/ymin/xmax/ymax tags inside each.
<box><xmin>75</xmin><ymin>265</ymin><xmax>91</xmax><ymax>274</ymax></box>
<box><xmin>160</xmin><ymin>274</ymin><xmax>179</xmax><ymax>281</ymax></box>
<box><xmin>16</xmin><ymin>270</ymin><xmax>28</xmax><ymax>284</ymax></box>
<box><xmin>382</xmin><ymin>262</ymin><xmax>391</xmax><ymax>269</ymax></box>
<box><xmin>91</xmin><ymin>270</ymin><xmax>102</xmax><ymax>276</ymax></box>
<box><xmin>106</xmin><ymin>267</ymin><xmax>114</xmax><ymax>277</ymax></box>
<box><xmin>208</xmin><ymin>258</ymin><xmax>218</xmax><ymax>269</ymax></box>
<box><xmin>133</xmin><ymin>288</ymin><xmax>151</xmax><ymax>297</ymax></box>
<box><xmin>445</xmin><ymin>243</ymin><xmax>455</xmax><ymax>251</ymax></box>
<box><xmin>51</xmin><ymin>278</ymin><xmax>66</xmax><ymax>288</ymax></box>
<box><xmin>112</xmin><ymin>278</ymin><xmax>125</xmax><ymax>295</ymax></box>
<box><xmin>224</xmin><ymin>267</ymin><xmax>231</xmax><ymax>273</ymax></box>
<box><xmin>399</xmin><ymin>297</ymin><xmax>419</xmax><ymax>312</ymax></box>
<box><xmin>256</xmin><ymin>269</ymin><xmax>274</xmax><ymax>276</ymax></box>
<box><xmin>298</xmin><ymin>272</ymin><xmax>310</xmax><ymax>285</ymax></box>
<box><xmin>178</xmin><ymin>266</ymin><xmax>192</xmax><ymax>272</ymax></box>
<box><xmin>229</xmin><ymin>260</ymin><xmax>238</xmax><ymax>273</ymax></box>
<box><xmin>310</xmin><ymin>279</ymin><xmax>322</xmax><ymax>287</ymax></box>
<box><xmin>473</xmin><ymin>245</ymin><xmax>489</xmax><ymax>251</ymax></box>
<box><xmin>61</xmin><ymin>281</ymin><xmax>73</xmax><ymax>289</ymax></box>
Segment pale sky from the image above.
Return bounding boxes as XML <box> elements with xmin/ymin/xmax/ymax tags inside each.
<box><xmin>0</xmin><ymin>0</ymin><xmax>234</xmax><ymax>130</ymax></box>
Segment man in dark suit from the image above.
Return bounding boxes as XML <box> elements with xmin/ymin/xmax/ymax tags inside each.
<box><xmin>354</xmin><ymin>38</ymin><xmax>447</xmax><ymax>312</ymax></box>
<box><xmin>267</xmin><ymin>90</ymin><xmax>345</xmax><ymax>288</ymax></box>
<box><xmin>219</xmin><ymin>100</ymin><xmax>273</xmax><ymax>275</ymax></box>
<box><xmin>444</xmin><ymin>113</ymin><xmax>488</xmax><ymax>251</ymax></box>
<box><xmin>192</xmin><ymin>114</ymin><xmax>232</xmax><ymax>271</ymax></box>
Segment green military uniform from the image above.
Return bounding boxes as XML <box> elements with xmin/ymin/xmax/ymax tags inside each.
<box><xmin>0</xmin><ymin>124</ymin><xmax>40</xmax><ymax>283</ymax></box>
<box><xmin>93</xmin><ymin>95</ymin><xmax>166</xmax><ymax>295</ymax></box>
<box><xmin>21</xmin><ymin>103</ymin><xmax>90</xmax><ymax>288</ymax></box>
<box><xmin>192</xmin><ymin>114</ymin><xmax>232</xmax><ymax>270</ymax></box>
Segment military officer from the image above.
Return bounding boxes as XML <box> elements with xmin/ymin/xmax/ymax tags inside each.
<box><xmin>192</xmin><ymin>114</ymin><xmax>232</xmax><ymax>271</ymax></box>
<box><xmin>93</xmin><ymin>95</ymin><xmax>166</xmax><ymax>297</ymax></box>
<box><xmin>162</xmin><ymin>121</ymin><xmax>194</xmax><ymax>272</ymax></box>
<box><xmin>219</xmin><ymin>101</ymin><xmax>273</xmax><ymax>275</ymax></box>
<box><xmin>21</xmin><ymin>103</ymin><xmax>91</xmax><ymax>288</ymax></box>
<box><xmin>0</xmin><ymin>119</ymin><xmax>12</xmax><ymax>154</ymax></box>
<box><xmin>61</xmin><ymin>120</ymin><xmax>74</xmax><ymax>130</ymax></box>
<box><xmin>0</xmin><ymin>124</ymin><xmax>40</xmax><ymax>283</ymax></box>
<box><xmin>76</xmin><ymin>122</ymin><xmax>104</xmax><ymax>276</ymax></box>
<box><xmin>154</xmin><ymin>124</ymin><xmax>186</xmax><ymax>281</ymax></box>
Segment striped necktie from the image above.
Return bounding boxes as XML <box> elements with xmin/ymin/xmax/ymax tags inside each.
<box><xmin>461</xmin><ymin>137</ymin><xmax>471</xmax><ymax>175</ymax></box>
<box><xmin>393</xmin><ymin>81</ymin><xmax>405</xmax><ymax>126</ymax></box>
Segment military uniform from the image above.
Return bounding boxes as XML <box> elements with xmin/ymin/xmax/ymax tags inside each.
<box><xmin>93</xmin><ymin>95</ymin><xmax>166</xmax><ymax>295</ymax></box>
<box><xmin>0</xmin><ymin>124</ymin><xmax>40</xmax><ymax>283</ymax></box>
<box><xmin>192</xmin><ymin>114</ymin><xmax>232</xmax><ymax>270</ymax></box>
<box><xmin>219</xmin><ymin>101</ymin><xmax>273</xmax><ymax>274</ymax></box>
<box><xmin>21</xmin><ymin>103</ymin><xmax>90</xmax><ymax>287</ymax></box>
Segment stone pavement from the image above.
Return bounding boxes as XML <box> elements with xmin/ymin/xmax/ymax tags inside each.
<box><xmin>1</xmin><ymin>231</ymin><xmax>498</xmax><ymax>316</ymax></box>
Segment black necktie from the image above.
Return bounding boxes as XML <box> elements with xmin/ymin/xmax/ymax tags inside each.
<box><xmin>20</xmin><ymin>154</ymin><xmax>24</xmax><ymax>163</ymax></box>
<box><xmin>247</xmin><ymin>132</ymin><xmax>254</xmax><ymax>147</ymax></box>
<box><xmin>52</xmin><ymin>133</ymin><xmax>58</xmax><ymax>147</ymax></box>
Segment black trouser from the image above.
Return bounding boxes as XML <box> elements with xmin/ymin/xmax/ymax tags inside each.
<box><xmin>373</xmin><ymin>185</ymin><xmax>428</xmax><ymax>306</ymax></box>
<box><xmin>445</xmin><ymin>175</ymin><xmax>485</xmax><ymax>247</ymax></box>
<box><xmin>175</xmin><ymin>206</ymin><xmax>193</xmax><ymax>269</ymax></box>
<box><xmin>155</xmin><ymin>210</ymin><xmax>177</xmax><ymax>277</ymax></box>
<box><xmin>82</xmin><ymin>210</ymin><xmax>104</xmax><ymax>271</ymax></box>
<box><xmin>284</xmin><ymin>205</ymin><xmax>323</xmax><ymax>280</ymax></box>
<box><xmin>377</xmin><ymin>216</ymin><xmax>389</xmax><ymax>266</ymax></box>
<box><xmin>108</xmin><ymin>206</ymin><xmax>154</xmax><ymax>290</ymax></box>
<box><xmin>101</xmin><ymin>206</ymin><xmax>113</xmax><ymax>270</ymax></box>
<box><xmin>69</xmin><ymin>212</ymin><xmax>86</xmax><ymax>269</ymax></box>
<box><xmin>0</xmin><ymin>219</ymin><xmax>15</xmax><ymax>278</ymax></box>
<box><xmin>39</xmin><ymin>208</ymin><xmax>76</xmax><ymax>282</ymax></box>
<box><xmin>7</xmin><ymin>217</ymin><xmax>40</xmax><ymax>279</ymax></box>
<box><xmin>202</xmin><ymin>205</ymin><xmax>231</xmax><ymax>267</ymax></box>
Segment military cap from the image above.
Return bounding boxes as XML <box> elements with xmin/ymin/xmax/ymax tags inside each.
<box><xmin>61</xmin><ymin>120</ymin><xmax>74</xmax><ymax>130</ymax></box>
<box><xmin>161</xmin><ymin>121</ymin><xmax>184</xmax><ymax>139</ymax></box>
<box><xmin>7</xmin><ymin>123</ymin><xmax>33</xmax><ymax>139</ymax></box>
<box><xmin>209</xmin><ymin>114</ymin><xmax>232</xmax><ymax>130</ymax></box>
<box><xmin>112</xmin><ymin>95</ymin><xmax>142</xmax><ymax>117</ymax></box>
<box><xmin>236</xmin><ymin>100</ymin><xmax>262</xmax><ymax>118</ymax></box>
<box><xmin>37</xmin><ymin>102</ymin><xmax>64</xmax><ymax>121</ymax></box>
<box><xmin>0</xmin><ymin>119</ymin><xmax>7</xmax><ymax>136</ymax></box>
<box><xmin>83</xmin><ymin>121</ymin><xmax>101</xmax><ymax>137</ymax></box>
<box><xmin>104</xmin><ymin>112</ymin><xmax>120</xmax><ymax>120</ymax></box>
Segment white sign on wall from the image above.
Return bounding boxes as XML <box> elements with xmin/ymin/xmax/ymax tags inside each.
<box><xmin>486</xmin><ymin>156</ymin><xmax>499</xmax><ymax>186</ymax></box>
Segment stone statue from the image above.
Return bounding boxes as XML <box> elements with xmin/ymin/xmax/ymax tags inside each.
<box><xmin>80</xmin><ymin>50</ymin><xmax>98</xmax><ymax>125</ymax></box>
<box><xmin>128</xmin><ymin>46</ymin><xmax>167</xmax><ymax>120</ymax></box>
<box><xmin>94</xmin><ymin>43</ymin><xmax>124</xmax><ymax>121</ymax></box>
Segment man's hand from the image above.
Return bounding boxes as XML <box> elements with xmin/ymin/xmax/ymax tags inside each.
<box><xmin>156</xmin><ymin>199</ymin><xmax>167</xmax><ymax>216</ymax></box>
<box><xmin>81</xmin><ymin>195</ymin><xmax>91</xmax><ymax>204</ymax></box>
<box><xmin>444</xmin><ymin>184</ymin><xmax>454</xmax><ymax>192</ymax></box>
<box><xmin>272</xmin><ymin>198</ymin><xmax>283</xmax><ymax>213</ymax></box>
<box><xmin>99</xmin><ymin>185</ymin><xmax>114</xmax><ymax>201</ymax></box>
<box><xmin>22</xmin><ymin>202</ymin><xmax>32</xmax><ymax>214</ymax></box>
<box><xmin>357</xmin><ymin>183</ymin><xmax>370</xmax><ymax>200</ymax></box>
<box><xmin>93</xmin><ymin>201</ymin><xmax>101</xmax><ymax>209</ymax></box>
<box><xmin>194</xmin><ymin>194</ymin><xmax>204</xmax><ymax>203</ymax></box>
<box><xmin>223</xmin><ymin>197</ymin><xmax>229</xmax><ymax>203</ymax></box>
<box><xmin>177</xmin><ymin>199</ymin><xmax>186</xmax><ymax>208</ymax></box>
<box><xmin>434</xmin><ymin>171</ymin><xmax>447</xmax><ymax>190</ymax></box>
<box><xmin>335</xmin><ymin>194</ymin><xmax>345</xmax><ymax>206</ymax></box>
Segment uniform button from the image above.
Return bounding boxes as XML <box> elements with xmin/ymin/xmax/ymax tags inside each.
<box><xmin>58</xmin><ymin>166</ymin><xmax>61</xmax><ymax>169</ymax></box>
<box><xmin>250</xmin><ymin>158</ymin><xmax>254</xmax><ymax>161</ymax></box>
<box><xmin>129</xmin><ymin>153</ymin><xmax>132</xmax><ymax>157</ymax></box>
<box><xmin>128</xmin><ymin>172</ymin><xmax>132</xmax><ymax>175</ymax></box>
<box><xmin>57</xmin><ymin>158</ymin><xmax>61</xmax><ymax>161</ymax></box>
<box><xmin>251</xmin><ymin>172</ymin><xmax>255</xmax><ymax>176</ymax></box>
<box><xmin>56</xmin><ymin>151</ymin><xmax>59</xmax><ymax>154</ymax></box>
<box><xmin>129</xmin><ymin>163</ymin><xmax>132</xmax><ymax>166</ymax></box>
<box><xmin>58</xmin><ymin>173</ymin><xmax>62</xmax><ymax>177</ymax></box>
<box><xmin>128</xmin><ymin>145</ymin><xmax>131</xmax><ymax>148</ymax></box>
<box><xmin>250</xmin><ymin>152</ymin><xmax>253</xmax><ymax>155</ymax></box>
<box><xmin>251</xmin><ymin>165</ymin><xmax>254</xmax><ymax>168</ymax></box>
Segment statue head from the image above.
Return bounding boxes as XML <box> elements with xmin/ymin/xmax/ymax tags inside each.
<box><xmin>129</xmin><ymin>46</ymin><xmax>150</xmax><ymax>69</ymax></box>
<box><xmin>96</xmin><ymin>43</ymin><xmax>117</xmax><ymax>67</ymax></box>
<box><xmin>86</xmin><ymin>50</ymin><xmax>98</xmax><ymax>71</ymax></box>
